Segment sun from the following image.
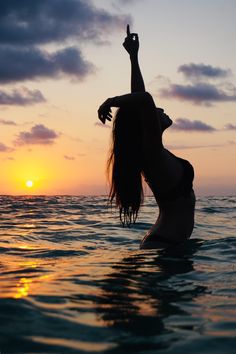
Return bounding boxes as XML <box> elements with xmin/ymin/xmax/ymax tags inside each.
<box><xmin>25</xmin><ymin>180</ymin><xmax>34</xmax><ymax>188</ymax></box>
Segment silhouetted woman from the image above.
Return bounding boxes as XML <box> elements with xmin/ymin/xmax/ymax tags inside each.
<box><xmin>98</xmin><ymin>26</ymin><xmax>195</xmax><ymax>249</ymax></box>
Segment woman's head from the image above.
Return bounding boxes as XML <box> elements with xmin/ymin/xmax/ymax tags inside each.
<box><xmin>107</xmin><ymin>105</ymin><xmax>144</xmax><ymax>226</ymax></box>
<box><xmin>156</xmin><ymin>107</ymin><xmax>172</xmax><ymax>132</ymax></box>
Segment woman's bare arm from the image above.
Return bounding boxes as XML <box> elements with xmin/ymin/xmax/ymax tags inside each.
<box><xmin>123</xmin><ymin>25</ymin><xmax>145</xmax><ymax>93</ymax></box>
<box><xmin>98</xmin><ymin>92</ymin><xmax>163</xmax><ymax>153</ymax></box>
<box><xmin>98</xmin><ymin>91</ymin><xmax>154</xmax><ymax>123</ymax></box>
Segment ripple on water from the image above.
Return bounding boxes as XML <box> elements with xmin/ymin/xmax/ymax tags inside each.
<box><xmin>0</xmin><ymin>195</ymin><xmax>235</xmax><ymax>353</ymax></box>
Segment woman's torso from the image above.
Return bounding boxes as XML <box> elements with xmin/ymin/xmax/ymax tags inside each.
<box><xmin>142</xmin><ymin>148</ymin><xmax>195</xmax><ymax>243</ymax></box>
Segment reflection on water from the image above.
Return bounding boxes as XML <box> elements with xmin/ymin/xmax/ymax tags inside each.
<box><xmin>92</xmin><ymin>241</ymin><xmax>206</xmax><ymax>352</ymax></box>
<box><xmin>0</xmin><ymin>196</ymin><xmax>236</xmax><ymax>353</ymax></box>
<box><xmin>14</xmin><ymin>277</ymin><xmax>33</xmax><ymax>299</ymax></box>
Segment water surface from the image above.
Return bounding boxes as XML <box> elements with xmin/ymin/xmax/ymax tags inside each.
<box><xmin>0</xmin><ymin>195</ymin><xmax>235</xmax><ymax>353</ymax></box>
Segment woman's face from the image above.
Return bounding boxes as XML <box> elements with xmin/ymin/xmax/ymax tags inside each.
<box><xmin>156</xmin><ymin>108</ymin><xmax>172</xmax><ymax>132</ymax></box>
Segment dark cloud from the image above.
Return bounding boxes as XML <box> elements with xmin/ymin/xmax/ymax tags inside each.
<box><xmin>0</xmin><ymin>0</ymin><xmax>130</xmax><ymax>84</ymax></box>
<box><xmin>0</xmin><ymin>46</ymin><xmax>94</xmax><ymax>84</ymax></box>
<box><xmin>157</xmin><ymin>62</ymin><xmax>236</xmax><ymax>106</ymax></box>
<box><xmin>161</xmin><ymin>82</ymin><xmax>236</xmax><ymax>105</ymax></box>
<box><xmin>179</xmin><ymin>63</ymin><xmax>230</xmax><ymax>80</ymax></box>
<box><xmin>0</xmin><ymin>118</ymin><xmax>16</xmax><ymax>125</ymax></box>
<box><xmin>15</xmin><ymin>124</ymin><xmax>59</xmax><ymax>145</ymax></box>
<box><xmin>0</xmin><ymin>0</ymin><xmax>130</xmax><ymax>45</ymax></box>
<box><xmin>172</xmin><ymin>118</ymin><xmax>216</xmax><ymax>132</ymax></box>
<box><xmin>223</xmin><ymin>123</ymin><xmax>236</xmax><ymax>130</ymax></box>
<box><xmin>0</xmin><ymin>87</ymin><xmax>45</xmax><ymax>105</ymax></box>
<box><xmin>64</xmin><ymin>155</ymin><xmax>76</xmax><ymax>160</ymax></box>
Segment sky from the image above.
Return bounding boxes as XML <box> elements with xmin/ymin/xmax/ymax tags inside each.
<box><xmin>0</xmin><ymin>0</ymin><xmax>236</xmax><ymax>196</ymax></box>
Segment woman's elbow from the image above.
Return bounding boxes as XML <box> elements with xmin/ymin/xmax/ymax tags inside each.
<box><xmin>143</xmin><ymin>91</ymin><xmax>152</xmax><ymax>99</ymax></box>
<box><xmin>141</xmin><ymin>92</ymin><xmax>155</xmax><ymax>106</ymax></box>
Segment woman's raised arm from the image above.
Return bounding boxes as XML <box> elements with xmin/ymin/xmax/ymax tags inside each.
<box><xmin>123</xmin><ymin>25</ymin><xmax>145</xmax><ymax>93</ymax></box>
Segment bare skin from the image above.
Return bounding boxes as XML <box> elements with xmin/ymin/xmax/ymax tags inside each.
<box><xmin>98</xmin><ymin>26</ymin><xmax>195</xmax><ymax>249</ymax></box>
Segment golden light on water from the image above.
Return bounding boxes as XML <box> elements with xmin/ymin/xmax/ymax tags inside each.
<box><xmin>14</xmin><ymin>277</ymin><xmax>32</xmax><ymax>299</ymax></box>
<box><xmin>13</xmin><ymin>273</ymin><xmax>52</xmax><ymax>299</ymax></box>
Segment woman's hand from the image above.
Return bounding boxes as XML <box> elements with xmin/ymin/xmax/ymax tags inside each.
<box><xmin>98</xmin><ymin>98</ymin><xmax>113</xmax><ymax>124</ymax></box>
<box><xmin>123</xmin><ymin>24</ymin><xmax>139</xmax><ymax>57</ymax></box>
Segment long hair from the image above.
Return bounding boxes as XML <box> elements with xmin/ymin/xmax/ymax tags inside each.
<box><xmin>107</xmin><ymin>105</ymin><xmax>144</xmax><ymax>226</ymax></box>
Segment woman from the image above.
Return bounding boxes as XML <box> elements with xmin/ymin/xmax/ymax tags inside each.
<box><xmin>98</xmin><ymin>26</ymin><xmax>195</xmax><ymax>249</ymax></box>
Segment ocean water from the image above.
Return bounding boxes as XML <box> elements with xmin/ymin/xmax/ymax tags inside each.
<box><xmin>0</xmin><ymin>195</ymin><xmax>235</xmax><ymax>354</ymax></box>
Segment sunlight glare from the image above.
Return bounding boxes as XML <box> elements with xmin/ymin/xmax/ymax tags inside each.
<box><xmin>26</xmin><ymin>180</ymin><xmax>34</xmax><ymax>188</ymax></box>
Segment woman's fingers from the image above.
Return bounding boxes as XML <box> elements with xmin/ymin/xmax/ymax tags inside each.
<box><xmin>125</xmin><ymin>24</ymin><xmax>138</xmax><ymax>41</ymax></box>
<box><xmin>98</xmin><ymin>105</ymin><xmax>112</xmax><ymax>124</ymax></box>
<box><xmin>98</xmin><ymin>115</ymin><xmax>105</xmax><ymax>124</ymax></box>
<box><xmin>124</xmin><ymin>33</ymin><xmax>138</xmax><ymax>42</ymax></box>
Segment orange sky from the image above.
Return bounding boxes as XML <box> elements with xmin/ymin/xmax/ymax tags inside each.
<box><xmin>0</xmin><ymin>0</ymin><xmax>235</xmax><ymax>196</ymax></box>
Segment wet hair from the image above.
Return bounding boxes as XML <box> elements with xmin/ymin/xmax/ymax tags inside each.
<box><xmin>107</xmin><ymin>105</ymin><xmax>144</xmax><ymax>226</ymax></box>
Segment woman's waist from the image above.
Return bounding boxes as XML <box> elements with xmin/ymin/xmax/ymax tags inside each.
<box><xmin>156</xmin><ymin>189</ymin><xmax>196</xmax><ymax>209</ymax></box>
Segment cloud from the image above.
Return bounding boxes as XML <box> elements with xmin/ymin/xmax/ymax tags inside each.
<box><xmin>64</xmin><ymin>155</ymin><xmax>76</xmax><ymax>160</ymax></box>
<box><xmin>0</xmin><ymin>118</ymin><xmax>16</xmax><ymax>125</ymax></box>
<box><xmin>0</xmin><ymin>0</ymin><xmax>130</xmax><ymax>83</ymax></box>
<box><xmin>167</xmin><ymin>143</ymin><xmax>223</xmax><ymax>150</ymax></box>
<box><xmin>0</xmin><ymin>142</ymin><xmax>13</xmax><ymax>152</ymax></box>
<box><xmin>94</xmin><ymin>122</ymin><xmax>111</xmax><ymax>129</ymax></box>
<box><xmin>15</xmin><ymin>124</ymin><xmax>59</xmax><ymax>145</ymax></box>
<box><xmin>161</xmin><ymin>82</ymin><xmax>236</xmax><ymax>105</ymax></box>
<box><xmin>0</xmin><ymin>0</ymin><xmax>130</xmax><ymax>45</ymax></box>
<box><xmin>167</xmin><ymin>138</ymin><xmax>236</xmax><ymax>151</ymax></box>
<box><xmin>0</xmin><ymin>87</ymin><xmax>45</xmax><ymax>105</ymax></box>
<box><xmin>223</xmin><ymin>123</ymin><xmax>236</xmax><ymax>130</ymax></box>
<box><xmin>115</xmin><ymin>0</ymin><xmax>142</xmax><ymax>5</ymax></box>
<box><xmin>179</xmin><ymin>63</ymin><xmax>231</xmax><ymax>80</ymax></box>
<box><xmin>157</xmin><ymin>63</ymin><xmax>236</xmax><ymax>106</ymax></box>
<box><xmin>172</xmin><ymin>118</ymin><xmax>216</xmax><ymax>132</ymax></box>
<box><xmin>0</xmin><ymin>46</ymin><xmax>95</xmax><ymax>84</ymax></box>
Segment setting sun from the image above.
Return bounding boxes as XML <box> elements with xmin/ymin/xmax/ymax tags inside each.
<box><xmin>25</xmin><ymin>180</ymin><xmax>34</xmax><ymax>188</ymax></box>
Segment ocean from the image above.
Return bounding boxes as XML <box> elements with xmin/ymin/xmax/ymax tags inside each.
<box><xmin>0</xmin><ymin>195</ymin><xmax>235</xmax><ymax>354</ymax></box>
